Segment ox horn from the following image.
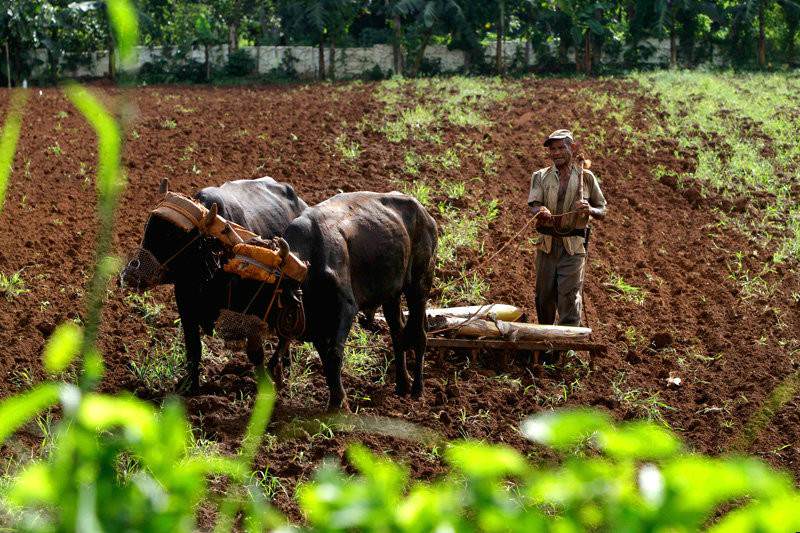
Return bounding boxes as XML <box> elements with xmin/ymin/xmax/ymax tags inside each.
<box><xmin>159</xmin><ymin>177</ymin><xmax>170</xmax><ymax>194</ymax></box>
<box><xmin>203</xmin><ymin>202</ymin><xmax>218</xmax><ymax>230</ymax></box>
<box><xmin>276</xmin><ymin>237</ymin><xmax>290</xmax><ymax>259</ymax></box>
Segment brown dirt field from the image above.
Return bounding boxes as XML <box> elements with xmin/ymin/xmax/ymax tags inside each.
<box><xmin>1</xmin><ymin>78</ymin><xmax>799</xmax><ymax>522</ymax></box>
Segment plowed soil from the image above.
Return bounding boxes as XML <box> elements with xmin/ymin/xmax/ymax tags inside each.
<box><xmin>1</xmin><ymin>78</ymin><xmax>799</xmax><ymax>522</ymax></box>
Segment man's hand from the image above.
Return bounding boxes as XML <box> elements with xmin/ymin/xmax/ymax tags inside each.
<box><xmin>536</xmin><ymin>206</ymin><xmax>552</xmax><ymax>221</ymax></box>
<box><xmin>575</xmin><ymin>199</ymin><xmax>591</xmax><ymax>215</ymax></box>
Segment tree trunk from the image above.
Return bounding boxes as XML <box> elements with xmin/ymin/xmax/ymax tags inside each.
<box><xmin>108</xmin><ymin>42</ymin><xmax>116</xmax><ymax>80</ymax></box>
<box><xmin>228</xmin><ymin>24</ymin><xmax>238</xmax><ymax>51</ymax></box>
<box><xmin>329</xmin><ymin>37</ymin><xmax>336</xmax><ymax>81</ymax></box>
<box><xmin>392</xmin><ymin>14</ymin><xmax>403</xmax><ymax>75</ymax></box>
<box><xmin>318</xmin><ymin>39</ymin><xmax>325</xmax><ymax>80</ymax></box>
<box><xmin>5</xmin><ymin>41</ymin><xmax>10</xmax><ymax>88</ymax></box>
<box><xmin>495</xmin><ymin>0</ymin><xmax>505</xmax><ymax>74</ymax></box>
<box><xmin>758</xmin><ymin>0</ymin><xmax>767</xmax><ymax>67</ymax></box>
<box><xmin>386</xmin><ymin>0</ymin><xmax>404</xmax><ymax>76</ymax></box>
<box><xmin>670</xmin><ymin>25</ymin><xmax>677</xmax><ymax>68</ymax></box>
<box><xmin>574</xmin><ymin>41</ymin><xmax>581</xmax><ymax>73</ymax></box>
<box><xmin>204</xmin><ymin>44</ymin><xmax>211</xmax><ymax>81</ymax></box>
<box><xmin>558</xmin><ymin>34</ymin><xmax>568</xmax><ymax>65</ymax></box>
<box><xmin>411</xmin><ymin>29</ymin><xmax>433</xmax><ymax>77</ymax></box>
<box><xmin>583</xmin><ymin>30</ymin><xmax>592</xmax><ymax>74</ymax></box>
<box><xmin>524</xmin><ymin>39</ymin><xmax>531</xmax><ymax>68</ymax></box>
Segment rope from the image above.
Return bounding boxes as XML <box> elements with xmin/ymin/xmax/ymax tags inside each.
<box><xmin>160</xmin><ymin>232</ymin><xmax>202</xmax><ymax>270</ymax></box>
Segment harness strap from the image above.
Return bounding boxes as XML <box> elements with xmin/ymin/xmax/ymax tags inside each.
<box><xmin>263</xmin><ymin>269</ymin><xmax>285</xmax><ymax>323</ymax></box>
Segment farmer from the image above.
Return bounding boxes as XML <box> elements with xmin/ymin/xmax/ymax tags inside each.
<box><xmin>528</xmin><ymin>129</ymin><xmax>607</xmax><ymax>330</ymax></box>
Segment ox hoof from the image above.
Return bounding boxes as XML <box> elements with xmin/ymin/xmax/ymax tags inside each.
<box><xmin>327</xmin><ymin>399</ymin><xmax>350</xmax><ymax>413</ymax></box>
<box><xmin>176</xmin><ymin>374</ymin><xmax>199</xmax><ymax>396</ymax></box>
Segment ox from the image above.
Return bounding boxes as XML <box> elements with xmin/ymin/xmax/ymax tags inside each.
<box><xmin>120</xmin><ymin>177</ymin><xmax>308</xmax><ymax>393</ymax></box>
<box><xmin>236</xmin><ymin>191</ymin><xmax>438</xmax><ymax>410</ymax></box>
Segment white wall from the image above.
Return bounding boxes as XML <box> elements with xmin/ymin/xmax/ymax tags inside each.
<box><xmin>32</xmin><ymin>40</ymin><xmax>680</xmax><ymax>80</ymax></box>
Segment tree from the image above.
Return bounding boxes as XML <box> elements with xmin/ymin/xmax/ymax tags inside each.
<box><xmin>728</xmin><ymin>0</ymin><xmax>773</xmax><ymax>67</ymax></box>
<box><xmin>396</xmin><ymin>0</ymin><xmax>468</xmax><ymax>76</ymax></box>
<box><xmin>496</xmin><ymin>0</ymin><xmax>506</xmax><ymax>73</ymax></box>
<box><xmin>554</xmin><ymin>0</ymin><xmax>614</xmax><ymax>73</ymax></box>
<box><xmin>384</xmin><ymin>0</ymin><xmax>406</xmax><ymax>75</ymax></box>
<box><xmin>780</xmin><ymin>0</ymin><xmax>800</xmax><ymax>64</ymax></box>
<box><xmin>171</xmin><ymin>3</ymin><xmax>224</xmax><ymax>81</ymax></box>
<box><xmin>208</xmin><ymin>0</ymin><xmax>264</xmax><ymax>50</ymax></box>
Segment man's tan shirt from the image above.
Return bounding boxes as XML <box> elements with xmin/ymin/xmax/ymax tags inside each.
<box><xmin>527</xmin><ymin>164</ymin><xmax>607</xmax><ymax>256</ymax></box>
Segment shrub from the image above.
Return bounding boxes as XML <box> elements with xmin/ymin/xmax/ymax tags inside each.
<box><xmin>225</xmin><ymin>49</ymin><xmax>256</xmax><ymax>77</ymax></box>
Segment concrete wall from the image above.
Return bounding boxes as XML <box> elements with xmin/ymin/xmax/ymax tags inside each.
<box><xmin>32</xmin><ymin>40</ymin><xmax>688</xmax><ymax>80</ymax></box>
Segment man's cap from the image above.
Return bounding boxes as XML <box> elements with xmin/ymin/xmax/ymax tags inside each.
<box><xmin>543</xmin><ymin>129</ymin><xmax>574</xmax><ymax>146</ymax></box>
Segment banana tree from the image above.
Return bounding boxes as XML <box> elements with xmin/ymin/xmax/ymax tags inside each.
<box><xmin>396</xmin><ymin>0</ymin><xmax>467</xmax><ymax>76</ymax></box>
<box><xmin>553</xmin><ymin>0</ymin><xmax>612</xmax><ymax>73</ymax></box>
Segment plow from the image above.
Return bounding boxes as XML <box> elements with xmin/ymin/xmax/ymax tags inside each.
<box><xmin>419</xmin><ymin>304</ymin><xmax>606</xmax><ymax>372</ymax></box>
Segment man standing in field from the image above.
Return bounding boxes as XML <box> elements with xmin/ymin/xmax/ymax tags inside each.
<box><xmin>528</xmin><ymin>129</ymin><xmax>607</xmax><ymax>332</ymax></box>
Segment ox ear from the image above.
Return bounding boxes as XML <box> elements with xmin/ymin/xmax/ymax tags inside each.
<box><xmin>159</xmin><ymin>177</ymin><xmax>170</xmax><ymax>194</ymax></box>
<box><xmin>203</xmin><ymin>202</ymin><xmax>219</xmax><ymax>229</ymax></box>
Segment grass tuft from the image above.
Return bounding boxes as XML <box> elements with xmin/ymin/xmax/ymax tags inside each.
<box><xmin>0</xmin><ymin>270</ymin><xmax>28</xmax><ymax>300</ymax></box>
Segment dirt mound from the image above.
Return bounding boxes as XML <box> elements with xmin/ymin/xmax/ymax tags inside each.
<box><xmin>1</xmin><ymin>78</ymin><xmax>798</xmax><ymax>521</ymax></box>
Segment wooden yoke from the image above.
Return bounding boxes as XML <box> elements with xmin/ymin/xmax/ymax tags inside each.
<box><xmin>150</xmin><ymin>191</ymin><xmax>308</xmax><ymax>283</ymax></box>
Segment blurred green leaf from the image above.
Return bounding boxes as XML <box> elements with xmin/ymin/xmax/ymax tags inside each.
<box><xmin>77</xmin><ymin>393</ymin><xmax>156</xmax><ymax>442</ymax></box>
<box><xmin>0</xmin><ymin>90</ymin><xmax>27</xmax><ymax>215</ymax></box>
<box><xmin>522</xmin><ymin>408</ymin><xmax>611</xmax><ymax>450</ymax></box>
<box><xmin>6</xmin><ymin>463</ymin><xmax>56</xmax><ymax>507</ymax></box>
<box><xmin>710</xmin><ymin>495</ymin><xmax>800</xmax><ymax>532</ymax></box>
<box><xmin>43</xmin><ymin>323</ymin><xmax>83</xmax><ymax>375</ymax></box>
<box><xmin>106</xmin><ymin>0</ymin><xmax>139</xmax><ymax>65</ymax></box>
<box><xmin>63</xmin><ymin>84</ymin><xmax>125</xmax><ymax>212</ymax></box>
<box><xmin>598</xmin><ymin>421</ymin><xmax>681</xmax><ymax>460</ymax></box>
<box><xmin>214</xmin><ymin>377</ymin><xmax>276</xmax><ymax>533</ymax></box>
<box><xmin>663</xmin><ymin>456</ymin><xmax>792</xmax><ymax>517</ymax></box>
<box><xmin>0</xmin><ymin>383</ymin><xmax>60</xmax><ymax>444</ymax></box>
<box><xmin>446</xmin><ymin>442</ymin><xmax>527</xmax><ymax>479</ymax></box>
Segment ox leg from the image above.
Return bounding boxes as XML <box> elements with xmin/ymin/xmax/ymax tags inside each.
<box><xmin>405</xmin><ymin>301</ymin><xmax>427</xmax><ymax>399</ymax></box>
<box><xmin>267</xmin><ymin>337</ymin><xmax>290</xmax><ymax>389</ymax></box>
<box><xmin>384</xmin><ymin>296</ymin><xmax>411</xmax><ymax>396</ymax></box>
<box><xmin>175</xmin><ymin>283</ymin><xmax>202</xmax><ymax>395</ymax></box>
<box><xmin>246</xmin><ymin>335</ymin><xmax>266</xmax><ymax>379</ymax></box>
<box><xmin>406</xmin><ymin>271</ymin><xmax>432</xmax><ymax>399</ymax></box>
<box><xmin>178</xmin><ymin>319</ymin><xmax>202</xmax><ymax>395</ymax></box>
<box><xmin>315</xmin><ymin>305</ymin><xmax>355</xmax><ymax>412</ymax></box>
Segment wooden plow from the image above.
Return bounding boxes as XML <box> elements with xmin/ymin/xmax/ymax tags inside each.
<box><xmin>422</xmin><ymin>305</ymin><xmax>607</xmax><ymax>372</ymax></box>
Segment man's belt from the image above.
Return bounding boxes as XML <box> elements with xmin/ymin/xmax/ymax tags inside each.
<box><xmin>537</xmin><ymin>227</ymin><xmax>588</xmax><ymax>238</ymax></box>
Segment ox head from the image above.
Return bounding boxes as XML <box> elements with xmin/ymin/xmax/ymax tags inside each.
<box><xmin>120</xmin><ymin>182</ymin><xmax>224</xmax><ymax>291</ymax></box>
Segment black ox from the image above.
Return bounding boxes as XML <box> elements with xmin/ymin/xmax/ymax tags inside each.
<box><xmin>120</xmin><ymin>177</ymin><xmax>308</xmax><ymax>393</ymax></box>
<box><xmin>247</xmin><ymin>191</ymin><xmax>438</xmax><ymax>410</ymax></box>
